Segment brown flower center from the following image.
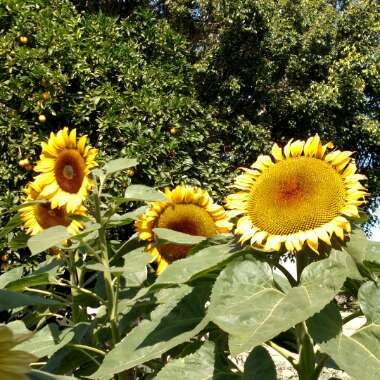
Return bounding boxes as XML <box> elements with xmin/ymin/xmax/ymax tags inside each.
<box><xmin>54</xmin><ymin>149</ymin><xmax>85</xmax><ymax>193</ymax></box>
<box><xmin>156</xmin><ymin>204</ymin><xmax>217</xmax><ymax>262</ymax></box>
<box><xmin>35</xmin><ymin>204</ymin><xmax>71</xmax><ymax>229</ymax></box>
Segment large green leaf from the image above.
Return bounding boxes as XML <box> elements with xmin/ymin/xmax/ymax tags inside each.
<box><xmin>154</xmin><ymin>227</ymin><xmax>206</xmax><ymax>245</ymax></box>
<box><xmin>308</xmin><ymin>302</ymin><xmax>380</xmax><ymax>380</ymax></box>
<box><xmin>358</xmin><ymin>280</ymin><xmax>380</xmax><ymax>324</ymax></box>
<box><xmin>123</xmin><ymin>185</ymin><xmax>167</xmax><ymax>202</ymax></box>
<box><xmin>209</xmin><ymin>250</ymin><xmax>352</xmax><ymax>355</ymax></box>
<box><xmin>42</xmin><ymin>323</ymin><xmax>92</xmax><ymax>375</ymax></box>
<box><xmin>154</xmin><ymin>341</ymin><xmax>239</xmax><ymax>380</ymax></box>
<box><xmin>105</xmin><ymin>206</ymin><xmax>148</xmax><ymax>228</ymax></box>
<box><xmin>345</xmin><ymin>228</ymin><xmax>380</xmax><ymax>271</ymax></box>
<box><xmin>242</xmin><ymin>346</ymin><xmax>277</xmax><ymax>380</ymax></box>
<box><xmin>155</xmin><ymin>244</ymin><xmax>243</xmax><ymax>285</ymax></box>
<box><xmin>27</xmin><ymin>226</ymin><xmax>70</xmax><ymax>255</ymax></box>
<box><xmin>103</xmin><ymin>157</ymin><xmax>137</xmax><ymax>175</ymax></box>
<box><xmin>5</xmin><ymin>272</ymin><xmax>57</xmax><ymax>292</ymax></box>
<box><xmin>0</xmin><ymin>266</ymin><xmax>23</xmax><ymax>288</ymax></box>
<box><xmin>17</xmin><ymin>324</ymin><xmax>75</xmax><ymax>359</ymax></box>
<box><xmin>27</xmin><ymin>369</ymin><xmax>76</xmax><ymax>380</ymax></box>
<box><xmin>0</xmin><ymin>289</ymin><xmax>61</xmax><ymax>310</ymax></box>
<box><xmin>5</xmin><ymin>261</ymin><xmax>60</xmax><ymax>292</ymax></box>
<box><xmin>70</xmin><ymin>223</ymin><xmax>100</xmax><ymax>241</ymax></box>
<box><xmin>90</xmin><ymin>285</ymin><xmax>210</xmax><ymax>379</ymax></box>
<box><xmin>86</xmin><ymin>248</ymin><xmax>150</xmax><ymax>286</ymax></box>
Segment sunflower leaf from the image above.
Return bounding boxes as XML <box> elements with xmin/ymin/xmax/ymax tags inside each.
<box><xmin>5</xmin><ymin>270</ymin><xmax>58</xmax><ymax>292</ymax></box>
<box><xmin>90</xmin><ymin>284</ymin><xmax>210</xmax><ymax>378</ymax></box>
<box><xmin>103</xmin><ymin>157</ymin><xmax>137</xmax><ymax>175</ymax></box>
<box><xmin>123</xmin><ymin>185</ymin><xmax>167</xmax><ymax>202</ymax></box>
<box><xmin>17</xmin><ymin>323</ymin><xmax>75</xmax><ymax>359</ymax></box>
<box><xmin>155</xmin><ymin>243</ymin><xmax>244</xmax><ymax>285</ymax></box>
<box><xmin>358</xmin><ymin>280</ymin><xmax>380</xmax><ymax>324</ymax></box>
<box><xmin>308</xmin><ymin>302</ymin><xmax>380</xmax><ymax>380</ymax></box>
<box><xmin>153</xmin><ymin>227</ymin><xmax>206</xmax><ymax>245</ymax></box>
<box><xmin>27</xmin><ymin>226</ymin><xmax>71</xmax><ymax>255</ymax></box>
<box><xmin>208</xmin><ymin>250</ymin><xmax>352</xmax><ymax>355</ymax></box>
<box><xmin>242</xmin><ymin>346</ymin><xmax>277</xmax><ymax>380</ymax></box>
<box><xmin>344</xmin><ymin>228</ymin><xmax>380</xmax><ymax>273</ymax></box>
<box><xmin>27</xmin><ymin>369</ymin><xmax>77</xmax><ymax>380</ymax></box>
<box><xmin>154</xmin><ymin>341</ymin><xmax>240</xmax><ymax>380</ymax></box>
<box><xmin>0</xmin><ymin>289</ymin><xmax>61</xmax><ymax>310</ymax></box>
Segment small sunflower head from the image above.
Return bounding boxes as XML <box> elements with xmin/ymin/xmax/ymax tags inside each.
<box><xmin>33</xmin><ymin>127</ymin><xmax>98</xmax><ymax>213</ymax></box>
<box><xmin>135</xmin><ymin>185</ymin><xmax>232</xmax><ymax>274</ymax></box>
<box><xmin>226</xmin><ymin>134</ymin><xmax>368</xmax><ymax>254</ymax></box>
<box><xmin>19</xmin><ymin>181</ymin><xmax>86</xmax><ymax>237</ymax></box>
<box><xmin>0</xmin><ymin>325</ymin><xmax>36</xmax><ymax>380</ymax></box>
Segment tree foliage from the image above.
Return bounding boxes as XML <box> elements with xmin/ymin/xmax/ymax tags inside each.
<box><xmin>0</xmin><ymin>0</ymin><xmax>379</xmax><ymax>247</ymax></box>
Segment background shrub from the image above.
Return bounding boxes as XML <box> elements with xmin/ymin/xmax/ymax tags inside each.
<box><xmin>0</xmin><ymin>0</ymin><xmax>379</xmax><ymax>257</ymax></box>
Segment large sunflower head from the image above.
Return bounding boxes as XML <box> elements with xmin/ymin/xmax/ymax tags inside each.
<box><xmin>135</xmin><ymin>185</ymin><xmax>233</xmax><ymax>274</ymax></box>
<box><xmin>226</xmin><ymin>134</ymin><xmax>368</xmax><ymax>253</ymax></box>
<box><xmin>19</xmin><ymin>182</ymin><xmax>86</xmax><ymax>236</ymax></box>
<box><xmin>33</xmin><ymin>127</ymin><xmax>98</xmax><ymax>213</ymax></box>
<box><xmin>0</xmin><ymin>325</ymin><xmax>36</xmax><ymax>380</ymax></box>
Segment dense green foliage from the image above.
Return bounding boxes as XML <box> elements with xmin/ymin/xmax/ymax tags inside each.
<box><xmin>170</xmin><ymin>0</ymin><xmax>380</xmax><ymax>210</ymax></box>
<box><xmin>0</xmin><ymin>0</ymin><xmax>270</xmax><ymax>208</ymax></box>
<box><xmin>0</xmin><ymin>0</ymin><xmax>379</xmax><ymax>251</ymax></box>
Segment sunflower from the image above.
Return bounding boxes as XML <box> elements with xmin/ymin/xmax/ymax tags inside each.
<box><xmin>0</xmin><ymin>325</ymin><xmax>36</xmax><ymax>380</ymax></box>
<box><xmin>226</xmin><ymin>134</ymin><xmax>367</xmax><ymax>253</ymax></box>
<box><xmin>135</xmin><ymin>185</ymin><xmax>232</xmax><ymax>274</ymax></box>
<box><xmin>19</xmin><ymin>182</ymin><xmax>86</xmax><ymax>236</ymax></box>
<box><xmin>33</xmin><ymin>127</ymin><xmax>97</xmax><ymax>213</ymax></box>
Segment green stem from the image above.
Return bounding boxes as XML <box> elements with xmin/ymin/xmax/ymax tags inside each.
<box><xmin>67</xmin><ymin>343</ymin><xmax>106</xmax><ymax>356</ymax></box>
<box><xmin>296</xmin><ymin>252</ymin><xmax>309</xmax><ymax>284</ymax></box>
<box><xmin>94</xmin><ymin>191</ymin><xmax>119</xmax><ymax>342</ymax></box>
<box><xmin>266</xmin><ymin>340</ymin><xmax>297</xmax><ymax>366</ymax></box>
<box><xmin>342</xmin><ymin>310</ymin><xmax>363</xmax><ymax>324</ymax></box>
<box><xmin>80</xmin><ymin>240</ymin><xmax>103</xmax><ymax>263</ymax></box>
<box><xmin>311</xmin><ymin>353</ymin><xmax>329</xmax><ymax>380</ymax></box>
<box><xmin>68</xmin><ymin>250</ymin><xmax>81</xmax><ymax>323</ymax></box>
<box><xmin>94</xmin><ymin>189</ymin><xmax>126</xmax><ymax>380</ymax></box>
<box><xmin>24</xmin><ymin>287</ymin><xmax>67</xmax><ymax>303</ymax></box>
<box><xmin>295</xmin><ymin>322</ymin><xmax>316</xmax><ymax>380</ymax></box>
<box><xmin>273</xmin><ymin>261</ymin><xmax>297</xmax><ymax>286</ymax></box>
<box><xmin>57</xmin><ymin>281</ymin><xmax>105</xmax><ymax>305</ymax></box>
<box><xmin>294</xmin><ymin>253</ymin><xmax>317</xmax><ymax>380</ymax></box>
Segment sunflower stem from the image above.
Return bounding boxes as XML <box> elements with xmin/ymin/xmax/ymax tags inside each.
<box><xmin>342</xmin><ymin>309</ymin><xmax>363</xmax><ymax>325</ymax></box>
<box><xmin>294</xmin><ymin>322</ymin><xmax>316</xmax><ymax>380</ymax></box>
<box><xmin>273</xmin><ymin>261</ymin><xmax>297</xmax><ymax>286</ymax></box>
<box><xmin>94</xmin><ymin>189</ymin><xmax>127</xmax><ymax>380</ymax></box>
<box><xmin>68</xmin><ymin>250</ymin><xmax>81</xmax><ymax>323</ymax></box>
<box><xmin>296</xmin><ymin>252</ymin><xmax>310</xmax><ymax>284</ymax></box>
<box><xmin>266</xmin><ymin>340</ymin><xmax>297</xmax><ymax>366</ymax></box>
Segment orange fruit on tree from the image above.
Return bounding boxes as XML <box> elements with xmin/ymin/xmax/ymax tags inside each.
<box><xmin>19</xmin><ymin>36</ymin><xmax>28</xmax><ymax>44</ymax></box>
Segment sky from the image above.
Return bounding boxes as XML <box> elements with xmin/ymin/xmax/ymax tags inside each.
<box><xmin>372</xmin><ymin>225</ymin><xmax>380</xmax><ymax>242</ymax></box>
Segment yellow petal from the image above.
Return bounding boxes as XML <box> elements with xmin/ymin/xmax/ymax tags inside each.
<box><xmin>251</xmin><ymin>155</ymin><xmax>273</xmax><ymax>171</ymax></box>
<box><xmin>264</xmin><ymin>235</ymin><xmax>283</xmax><ymax>251</ymax></box>
<box><xmin>290</xmin><ymin>140</ymin><xmax>304</xmax><ymax>157</ymax></box>
<box><xmin>304</xmin><ymin>134</ymin><xmax>320</xmax><ymax>157</ymax></box>
<box><xmin>283</xmin><ymin>139</ymin><xmax>294</xmax><ymax>158</ymax></box>
<box><xmin>271</xmin><ymin>143</ymin><xmax>283</xmax><ymax>161</ymax></box>
<box><xmin>250</xmin><ymin>230</ymin><xmax>267</xmax><ymax>245</ymax></box>
<box><xmin>315</xmin><ymin>228</ymin><xmax>331</xmax><ymax>245</ymax></box>
<box><xmin>305</xmin><ymin>230</ymin><xmax>319</xmax><ymax>253</ymax></box>
<box><xmin>156</xmin><ymin>259</ymin><xmax>169</xmax><ymax>275</ymax></box>
<box><xmin>69</xmin><ymin>128</ymin><xmax>77</xmax><ymax>148</ymax></box>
